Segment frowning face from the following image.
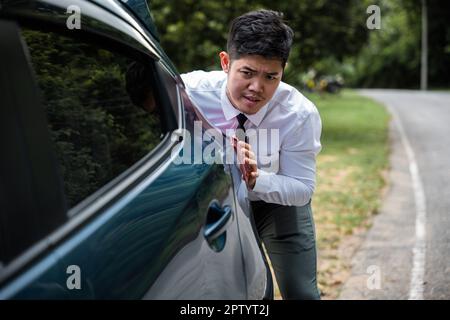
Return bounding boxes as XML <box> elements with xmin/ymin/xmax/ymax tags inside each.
<box><xmin>220</xmin><ymin>52</ymin><xmax>283</xmax><ymax>115</ymax></box>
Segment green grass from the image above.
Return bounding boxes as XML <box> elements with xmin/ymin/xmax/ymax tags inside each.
<box><xmin>307</xmin><ymin>90</ymin><xmax>390</xmax><ymax>234</ymax></box>
<box><xmin>271</xmin><ymin>89</ymin><xmax>390</xmax><ymax>299</ymax></box>
<box><xmin>306</xmin><ymin>89</ymin><xmax>390</xmax><ymax>298</ymax></box>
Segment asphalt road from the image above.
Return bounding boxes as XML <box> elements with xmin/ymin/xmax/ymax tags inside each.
<box><xmin>339</xmin><ymin>90</ymin><xmax>450</xmax><ymax>300</ymax></box>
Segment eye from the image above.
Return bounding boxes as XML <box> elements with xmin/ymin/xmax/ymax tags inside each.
<box><xmin>266</xmin><ymin>75</ymin><xmax>278</xmax><ymax>81</ymax></box>
<box><xmin>240</xmin><ymin>70</ymin><xmax>253</xmax><ymax>77</ymax></box>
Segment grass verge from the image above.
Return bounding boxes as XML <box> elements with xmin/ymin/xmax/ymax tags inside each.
<box><xmin>272</xmin><ymin>89</ymin><xmax>390</xmax><ymax>299</ymax></box>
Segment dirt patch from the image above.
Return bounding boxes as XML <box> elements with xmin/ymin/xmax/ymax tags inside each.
<box><xmin>317</xmin><ymin>225</ymin><xmax>369</xmax><ymax>299</ymax></box>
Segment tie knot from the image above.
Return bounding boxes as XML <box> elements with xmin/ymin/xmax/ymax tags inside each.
<box><xmin>236</xmin><ymin>113</ymin><xmax>247</xmax><ymax>131</ymax></box>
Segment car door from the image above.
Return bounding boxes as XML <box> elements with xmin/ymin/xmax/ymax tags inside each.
<box><xmin>0</xmin><ymin>0</ymin><xmax>259</xmax><ymax>299</ymax></box>
<box><xmin>176</xmin><ymin>87</ymin><xmax>271</xmax><ymax>300</ymax></box>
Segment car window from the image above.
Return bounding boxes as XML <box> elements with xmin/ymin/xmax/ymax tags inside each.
<box><xmin>156</xmin><ymin>63</ymin><xmax>180</xmax><ymax>120</ymax></box>
<box><xmin>21</xmin><ymin>27</ymin><xmax>165</xmax><ymax>209</ymax></box>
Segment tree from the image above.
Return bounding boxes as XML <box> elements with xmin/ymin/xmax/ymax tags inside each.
<box><xmin>352</xmin><ymin>0</ymin><xmax>450</xmax><ymax>88</ymax></box>
<box><xmin>148</xmin><ymin>0</ymin><xmax>369</xmax><ymax>87</ymax></box>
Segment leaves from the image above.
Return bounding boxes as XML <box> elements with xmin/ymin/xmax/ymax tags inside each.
<box><xmin>148</xmin><ymin>0</ymin><xmax>449</xmax><ymax>88</ymax></box>
<box><xmin>23</xmin><ymin>29</ymin><xmax>162</xmax><ymax>207</ymax></box>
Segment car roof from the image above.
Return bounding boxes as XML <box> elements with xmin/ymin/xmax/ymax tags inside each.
<box><xmin>90</xmin><ymin>0</ymin><xmax>179</xmax><ymax>75</ymax></box>
<box><xmin>0</xmin><ymin>0</ymin><xmax>179</xmax><ymax>75</ymax></box>
<box><xmin>118</xmin><ymin>0</ymin><xmax>159</xmax><ymax>39</ymax></box>
<box><xmin>91</xmin><ymin>0</ymin><xmax>160</xmax><ymax>41</ymax></box>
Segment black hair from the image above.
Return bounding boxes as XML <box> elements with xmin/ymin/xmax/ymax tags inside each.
<box><xmin>227</xmin><ymin>9</ymin><xmax>294</xmax><ymax>67</ymax></box>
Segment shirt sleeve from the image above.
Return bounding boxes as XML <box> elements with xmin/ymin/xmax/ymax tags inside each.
<box><xmin>180</xmin><ymin>70</ymin><xmax>208</xmax><ymax>90</ymax></box>
<box><xmin>250</xmin><ymin>108</ymin><xmax>322</xmax><ymax>206</ymax></box>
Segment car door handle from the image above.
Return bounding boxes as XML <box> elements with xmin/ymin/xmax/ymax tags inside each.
<box><xmin>204</xmin><ymin>201</ymin><xmax>232</xmax><ymax>243</ymax></box>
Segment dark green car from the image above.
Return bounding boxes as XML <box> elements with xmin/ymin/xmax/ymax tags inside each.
<box><xmin>0</xmin><ymin>0</ymin><xmax>271</xmax><ymax>299</ymax></box>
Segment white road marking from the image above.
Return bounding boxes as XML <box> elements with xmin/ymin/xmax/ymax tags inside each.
<box><xmin>389</xmin><ymin>105</ymin><xmax>427</xmax><ymax>300</ymax></box>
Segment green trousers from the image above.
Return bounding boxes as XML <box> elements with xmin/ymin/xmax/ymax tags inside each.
<box><xmin>251</xmin><ymin>200</ymin><xmax>321</xmax><ymax>300</ymax></box>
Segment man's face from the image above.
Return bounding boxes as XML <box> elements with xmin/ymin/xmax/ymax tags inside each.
<box><xmin>220</xmin><ymin>52</ymin><xmax>283</xmax><ymax>115</ymax></box>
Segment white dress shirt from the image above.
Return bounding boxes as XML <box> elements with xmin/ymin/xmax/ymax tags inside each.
<box><xmin>181</xmin><ymin>70</ymin><xmax>322</xmax><ymax>207</ymax></box>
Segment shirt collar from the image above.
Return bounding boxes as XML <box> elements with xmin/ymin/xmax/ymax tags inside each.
<box><xmin>220</xmin><ymin>79</ymin><xmax>269</xmax><ymax>127</ymax></box>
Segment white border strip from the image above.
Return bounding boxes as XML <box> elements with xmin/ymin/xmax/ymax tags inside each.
<box><xmin>389</xmin><ymin>106</ymin><xmax>427</xmax><ymax>300</ymax></box>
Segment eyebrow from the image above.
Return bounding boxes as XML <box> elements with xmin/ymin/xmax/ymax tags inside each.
<box><xmin>241</xmin><ymin>66</ymin><xmax>281</xmax><ymax>76</ymax></box>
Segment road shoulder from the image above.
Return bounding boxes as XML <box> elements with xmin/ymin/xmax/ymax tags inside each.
<box><xmin>338</xmin><ymin>104</ymin><xmax>416</xmax><ymax>299</ymax></box>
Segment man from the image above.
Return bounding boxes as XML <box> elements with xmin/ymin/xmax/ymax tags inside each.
<box><xmin>181</xmin><ymin>9</ymin><xmax>322</xmax><ymax>300</ymax></box>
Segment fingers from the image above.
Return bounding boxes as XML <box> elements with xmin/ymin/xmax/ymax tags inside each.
<box><xmin>246</xmin><ymin>168</ymin><xmax>259</xmax><ymax>190</ymax></box>
<box><xmin>238</xmin><ymin>152</ymin><xmax>256</xmax><ymax>167</ymax></box>
<box><xmin>233</xmin><ymin>141</ymin><xmax>258</xmax><ymax>190</ymax></box>
<box><xmin>234</xmin><ymin>140</ymin><xmax>255</xmax><ymax>158</ymax></box>
<box><xmin>244</xmin><ymin>157</ymin><xmax>257</xmax><ymax>167</ymax></box>
<box><xmin>234</xmin><ymin>141</ymin><xmax>256</xmax><ymax>165</ymax></box>
<box><xmin>232</xmin><ymin>137</ymin><xmax>258</xmax><ymax>182</ymax></box>
<box><xmin>237</xmin><ymin>140</ymin><xmax>252</xmax><ymax>151</ymax></box>
<box><xmin>240</xmin><ymin>149</ymin><xmax>256</xmax><ymax>161</ymax></box>
<box><xmin>231</xmin><ymin>137</ymin><xmax>252</xmax><ymax>151</ymax></box>
<box><xmin>243</xmin><ymin>159</ymin><xmax>258</xmax><ymax>182</ymax></box>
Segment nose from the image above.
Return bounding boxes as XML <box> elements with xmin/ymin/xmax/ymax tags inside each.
<box><xmin>248</xmin><ymin>78</ymin><xmax>263</xmax><ymax>94</ymax></box>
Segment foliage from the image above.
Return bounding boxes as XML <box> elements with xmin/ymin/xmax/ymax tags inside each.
<box><xmin>23</xmin><ymin>29</ymin><xmax>162</xmax><ymax>207</ymax></box>
<box><xmin>350</xmin><ymin>0</ymin><xmax>421</xmax><ymax>88</ymax></box>
<box><xmin>148</xmin><ymin>0</ymin><xmax>369</xmax><ymax>87</ymax></box>
<box><xmin>349</xmin><ymin>0</ymin><xmax>450</xmax><ymax>88</ymax></box>
<box><xmin>147</xmin><ymin>0</ymin><xmax>449</xmax><ymax>89</ymax></box>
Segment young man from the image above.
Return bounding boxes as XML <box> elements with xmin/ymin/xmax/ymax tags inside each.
<box><xmin>181</xmin><ymin>9</ymin><xmax>322</xmax><ymax>300</ymax></box>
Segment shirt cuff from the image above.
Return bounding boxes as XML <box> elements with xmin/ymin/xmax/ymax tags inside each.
<box><xmin>251</xmin><ymin>169</ymin><xmax>274</xmax><ymax>193</ymax></box>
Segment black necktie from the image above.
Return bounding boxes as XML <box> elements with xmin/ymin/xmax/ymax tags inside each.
<box><xmin>236</xmin><ymin>113</ymin><xmax>248</xmax><ymax>142</ymax></box>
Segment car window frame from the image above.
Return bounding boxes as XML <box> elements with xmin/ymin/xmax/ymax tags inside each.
<box><xmin>0</xmin><ymin>1</ymin><xmax>185</xmax><ymax>286</ymax></box>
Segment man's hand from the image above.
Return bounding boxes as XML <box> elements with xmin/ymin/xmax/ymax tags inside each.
<box><xmin>232</xmin><ymin>137</ymin><xmax>259</xmax><ymax>189</ymax></box>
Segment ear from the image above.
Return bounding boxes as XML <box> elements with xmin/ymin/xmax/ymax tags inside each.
<box><xmin>219</xmin><ymin>51</ymin><xmax>230</xmax><ymax>73</ymax></box>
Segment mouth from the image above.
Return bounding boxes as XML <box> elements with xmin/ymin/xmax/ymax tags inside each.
<box><xmin>243</xmin><ymin>95</ymin><xmax>262</xmax><ymax>104</ymax></box>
